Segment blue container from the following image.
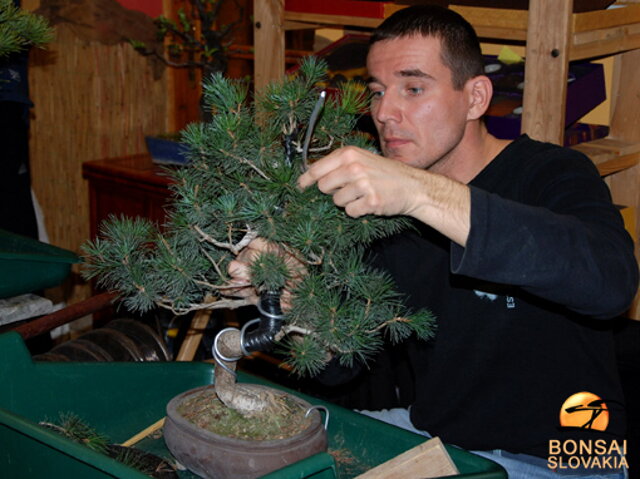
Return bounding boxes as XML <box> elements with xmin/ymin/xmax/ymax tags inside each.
<box><xmin>145</xmin><ymin>136</ymin><xmax>190</xmax><ymax>166</ymax></box>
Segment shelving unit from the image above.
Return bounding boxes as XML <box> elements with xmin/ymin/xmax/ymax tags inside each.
<box><xmin>253</xmin><ymin>0</ymin><xmax>640</xmax><ymax>317</ymax></box>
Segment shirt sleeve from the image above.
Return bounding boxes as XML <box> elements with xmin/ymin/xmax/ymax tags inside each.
<box><xmin>450</xmin><ymin>154</ymin><xmax>638</xmax><ymax>319</ymax></box>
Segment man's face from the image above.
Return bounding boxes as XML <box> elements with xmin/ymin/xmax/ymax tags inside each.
<box><xmin>367</xmin><ymin>35</ymin><xmax>472</xmax><ymax>171</ymax></box>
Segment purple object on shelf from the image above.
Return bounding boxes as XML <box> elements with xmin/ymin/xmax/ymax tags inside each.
<box><xmin>484</xmin><ymin>58</ymin><xmax>606</xmax><ymax>141</ymax></box>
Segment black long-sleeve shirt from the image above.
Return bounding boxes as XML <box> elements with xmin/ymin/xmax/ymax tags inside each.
<box><xmin>366</xmin><ymin>134</ymin><xmax>638</xmax><ymax>458</ymax></box>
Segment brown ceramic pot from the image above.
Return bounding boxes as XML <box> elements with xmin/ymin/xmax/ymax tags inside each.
<box><xmin>164</xmin><ymin>384</ymin><xmax>327</xmax><ymax>479</ymax></box>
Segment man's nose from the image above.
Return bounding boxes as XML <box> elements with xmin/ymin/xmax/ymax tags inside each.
<box><xmin>373</xmin><ymin>92</ymin><xmax>401</xmax><ymax>125</ymax></box>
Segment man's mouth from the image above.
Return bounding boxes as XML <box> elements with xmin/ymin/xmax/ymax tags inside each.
<box><xmin>383</xmin><ymin>137</ymin><xmax>411</xmax><ymax>150</ymax></box>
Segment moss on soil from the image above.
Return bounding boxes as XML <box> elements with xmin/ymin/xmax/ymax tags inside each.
<box><xmin>177</xmin><ymin>388</ymin><xmax>313</xmax><ymax>441</ymax></box>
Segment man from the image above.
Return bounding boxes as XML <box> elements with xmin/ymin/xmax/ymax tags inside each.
<box><xmin>231</xmin><ymin>5</ymin><xmax>638</xmax><ymax>477</ymax></box>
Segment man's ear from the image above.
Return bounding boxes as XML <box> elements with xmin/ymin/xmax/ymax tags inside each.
<box><xmin>465</xmin><ymin>75</ymin><xmax>492</xmax><ymax>121</ymax></box>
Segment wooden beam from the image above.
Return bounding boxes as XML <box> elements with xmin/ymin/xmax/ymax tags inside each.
<box><xmin>607</xmin><ymin>47</ymin><xmax>640</xmax><ymax>320</ymax></box>
<box><xmin>284</xmin><ymin>11</ymin><xmax>382</xmax><ymax>29</ymax></box>
<box><xmin>450</xmin><ymin>5</ymin><xmax>528</xmax><ymax>33</ymax></box>
<box><xmin>572</xmin><ymin>3</ymin><xmax>640</xmax><ymax>32</ymax></box>
<box><xmin>11</xmin><ymin>292</ymin><xmax>117</xmax><ymax>339</ymax></box>
<box><xmin>521</xmin><ymin>0</ymin><xmax>573</xmax><ymax>145</ymax></box>
<box><xmin>254</xmin><ymin>0</ymin><xmax>285</xmax><ymax>92</ymax></box>
<box><xmin>176</xmin><ymin>309</ymin><xmax>213</xmax><ymax>361</ymax></box>
<box><xmin>570</xmin><ymin>23</ymin><xmax>640</xmax><ymax>60</ymax></box>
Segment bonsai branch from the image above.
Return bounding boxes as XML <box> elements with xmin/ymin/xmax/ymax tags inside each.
<box><xmin>218</xmin><ymin>149</ymin><xmax>270</xmax><ymax>180</ymax></box>
<box><xmin>274</xmin><ymin>324</ymin><xmax>314</xmax><ymax>341</ymax></box>
<box><xmin>200</xmin><ymin>248</ymin><xmax>227</xmax><ymax>278</ymax></box>
<box><xmin>156</xmin><ymin>297</ymin><xmax>252</xmax><ymax>315</ymax></box>
<box><xmin>367</xmin><ymin>316</ymin><xmax>411</xmax><ymax>334</ymax></box>
<box><xmin>193</xmin><ymin>224</ymin><xmax>257</xmax><ymax>255</ymax></box>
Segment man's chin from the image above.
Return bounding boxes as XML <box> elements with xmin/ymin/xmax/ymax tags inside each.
<box><xmin>385</xmin><ymin>152</ymin><xmax>415</xmax><ymax>165</ymax></box>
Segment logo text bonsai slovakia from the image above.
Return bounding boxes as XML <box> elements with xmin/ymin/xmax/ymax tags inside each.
<box><xmin>547</xmin><ymin>392</ymin><xmax>627</xmax><ymax>471</ymax></box>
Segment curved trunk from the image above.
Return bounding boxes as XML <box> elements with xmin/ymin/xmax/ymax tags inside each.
<box><xmin>214</xmin><ymin>329</ymin><xmax>273</xmax><ymax>415</ymax></box>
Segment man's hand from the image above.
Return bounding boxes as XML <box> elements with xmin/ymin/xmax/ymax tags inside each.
<box><xmin>226</xmin><ymin>238</ymin><xmax>306</xmax><ymax>308</ymax></box>
<box><xmin>298</xmin><ymin>145</ymin><xmax>472</xmax><ymax>246</ymax></box>
<box><xmin>298</xmin><ymin>146</ymin><xmax>424</xmax><ymax>218</ymax></box>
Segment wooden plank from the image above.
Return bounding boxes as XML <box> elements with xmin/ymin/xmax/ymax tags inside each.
<box><xmin>572</xmin><ymin>4</ymin><xmax>640</xmax><ymax>32</ymax></box>
<box><xmin>449</xmin><ymin>6</ymin><xmax>528</xmax><ymax>40</ymax></box>
<box><xmin>521</xmin><ymin>0</ymin><xmax>573</xmax><ymax>145</ymax></box>
<box><xmin>468</xmin><ymin>26</ymin><xmax>528</xmax><ymax>41</ymax></box>
<box><xmin>284</xmin><ymin>11</ymin><xmax>383</xmax><ymax>28</ymax></box>
<box><xmin>571</xmin><ymin>143</ymin><xmax>618</xmax><ymax>165</ymax></box>
<box><xmin>571</xmin><ymin>23</ymin><xmax>640</xmax><ymax>60</ymax></box>
<box><xmin>582</xmin><ymin>137</ymin><xmax>640</xmax><ymax>155</ymax></box>
<box><xmin>449</xmin><ymin>5</ymin><xmax>528</xmax><ymax>32</ymax></box>
<box><xmin>355</xmin><ymin>437</ymin><xmax>458</xmax><ymax>479</ymax></box>
<box><xmin>121</xmin><ymin>417</ymin><xmax>166</xmax><ymax>447</ymax></box>
<box><xmin>572</xmin><ymin>138</ymin><xmax>640</xmax><ymax>175</ymax></box>
<box><xmin>283</xmin><ymin>20</ymin><xmax>326</xmax><ymax>31</ymax></box>
<box><xmin>254</xmin><ymin>0</ymin><xmax>286</xmax><ymax>91</ymax></box>
<box><xmin>595</xmin><ymin>153</ymin><xmax>640</xmax><ymax>176</ymax></box>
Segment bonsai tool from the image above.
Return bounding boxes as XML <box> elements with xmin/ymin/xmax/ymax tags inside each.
<box><xmin>301</xmin><ymin>90</ymin><xmax>327</xmax><ymax>171</ymax></box>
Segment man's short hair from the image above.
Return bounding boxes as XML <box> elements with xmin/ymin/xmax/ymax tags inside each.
<box><xmin>370</xmin><ymin>5</ymin><xmax>485</xmax><ymax>90</ymax></box>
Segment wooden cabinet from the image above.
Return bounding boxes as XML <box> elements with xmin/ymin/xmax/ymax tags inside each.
<box><xmin>253</xmin><ymin>0</ymin><xmax>640</xmax><ymax>317</ymax></box>
<box><xmin>82</xmin><ymin>155</ymin><xmax>173</xmax><ymax>239</ymax></box>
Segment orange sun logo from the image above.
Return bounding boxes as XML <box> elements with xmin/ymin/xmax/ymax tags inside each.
<box><xmin>559</xmin><ymin>392</ymin><xmax>609</xmax><ymax>431</ymax></box>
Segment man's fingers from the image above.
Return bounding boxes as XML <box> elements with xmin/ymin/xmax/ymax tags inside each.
<box><xmin>228</xmin><ymin>259</ymin><xmax>251</xmax><ymax>281</ymax></box>
<box><xmin>298</xmin><ymin>147</ymin><xmax>351</xmax><ymax>189</ymax></box>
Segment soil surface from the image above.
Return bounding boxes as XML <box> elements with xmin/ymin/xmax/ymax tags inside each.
<box><xmin>177</xmin><ymin>388</ymin><xmax>314</xmax><ymax>441</ymax></box>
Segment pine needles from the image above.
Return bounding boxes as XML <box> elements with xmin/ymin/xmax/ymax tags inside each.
<box><xmin>0</xmin><ymin>0</ymin><xmax>53</xmax><ymax>58</ymax></box>
<box><xmin>82</xmin><ymin>57</ymin><xmax>436</xmax><ymax>376</ymax></box>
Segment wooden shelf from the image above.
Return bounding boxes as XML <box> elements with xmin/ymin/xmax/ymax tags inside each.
<box><xmin>449</xmin><ymin>4</ymin><xmax>640</xmax><ymax>60</ymax></box>
<box><xmin>572</xmin><ymin>138</ymin><xmax>640</xmax><ymax>176</ymax></box>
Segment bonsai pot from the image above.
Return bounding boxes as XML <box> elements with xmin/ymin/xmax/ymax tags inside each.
<box><xmin>164</xmin><ymin>384</ymin><xmax>328</xmax><ymax>479</ymax></box>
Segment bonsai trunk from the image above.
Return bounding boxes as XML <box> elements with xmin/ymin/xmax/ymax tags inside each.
<box><xmin>215</xmin><ymin>329</ymin><xmax>279</xmax><ymax>416</ymax></box>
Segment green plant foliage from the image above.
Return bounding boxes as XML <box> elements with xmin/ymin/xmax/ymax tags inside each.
<box><xmin>130</xmin><ymin>0</ymin><xmax>241</xmax><ymax>79</ymax></box>
<box><xmin>0</xmin><ymin>0</ymin><xmax>53</xmax><ymax>58</ymax></box>
<box><xmin>40</xmin><ymin>412</ymin><xmax>110</xmax><ymax>454</ymax></box>
<box><xmin>82</xmin><ymin>57</ymin><xmax>436</xmax><ymax>375</ymax></box>
<box><xmin>39</xmin><ymin>413</ymin><xmax>168</xmax><ymax>475</ymax></box>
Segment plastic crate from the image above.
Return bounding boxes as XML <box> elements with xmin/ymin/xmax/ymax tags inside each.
<box><xmin>0</xmin><ymin>229</ymin><xmax>79</xmax><ymax>299</ymax></box>
<box><xmin>0</xmin><ymin>332</ymin><xmax>506</xmax><ymax>479</ymax></box>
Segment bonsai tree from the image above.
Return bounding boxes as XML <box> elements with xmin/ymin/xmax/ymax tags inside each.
<box><xmin>130</xmin><ymin>0</ymin><xmax>242</xmax><ymax>83</ymax></box>
<box><xmin>0</xmin><ymin>0</ymin><xmax>53</xmax><ymax>58</ymax></box>
<box><xmin>82</xmin><ymin>57</ymin><xmax>435</xmax><ymax>416</ymax></box>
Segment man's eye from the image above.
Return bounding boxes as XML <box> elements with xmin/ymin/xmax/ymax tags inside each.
<box><xmin>407</xmin><ymin>87</ymin><xmax>423</xmax><ymax>95</ymax></box>
<box><xmin>370</xmin><ymin>90</ymin><xmax>384</xmax><ymax>99</ymax></box>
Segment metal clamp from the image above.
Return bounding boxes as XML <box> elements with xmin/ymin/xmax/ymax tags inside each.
<box><xmin>212</xmin><ymin>327</ymin><xmax>243</xmax><ymax>377</ymax></box>
<box><xmin>305</xmin><ymin>405</ymin><xmax>330</xmax><ymax>430</ymax></box>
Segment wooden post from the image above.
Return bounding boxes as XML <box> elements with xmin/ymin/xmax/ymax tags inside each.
<box><xmin>606</xmin><ymin>48</ymin><xmax>640</xmax><ymax>319</ymax></box>
<box><xmin>253</xmin><ymin>0</ymin><xmax>285</xmax><ymax>92</ymax></box>
<box><xmin>176</xmin><ymin>309</ymin><xmax>213</xmax><ymax>361</ymax></box>
<box><xmin>521</xmin><ymin>0</ymin><xmax>573</xmax><ymax>145</ymax></box>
